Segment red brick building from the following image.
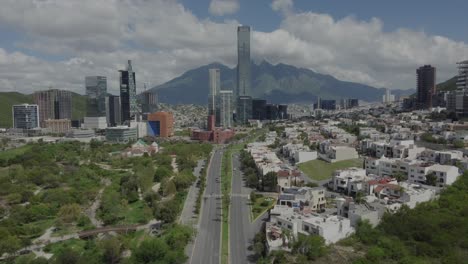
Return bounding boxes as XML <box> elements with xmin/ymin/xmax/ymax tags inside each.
<box><xmin>191</xmin><ymin>115</ymin><xmax>235</xmax><ymax>144</ymax></box>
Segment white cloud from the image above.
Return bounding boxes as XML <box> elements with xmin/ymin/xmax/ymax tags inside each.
<box><xmin>271</xmin><ymin>0</ymin><xmax>293</xmax><ymax>15</ymax></box>
<box><xmin>0</xmin><ymin>0</ymin><xmax>467</xmax><ymax>97</ymax></box>
<box><xmin>209</xmin><ymin>0</ymin><xmax>239</xmax><ymax>16</ymax></box>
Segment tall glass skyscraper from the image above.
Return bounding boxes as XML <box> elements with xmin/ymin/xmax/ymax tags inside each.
<box><xmin>120</xmin><ymin>60</ymin><xmax>138</xmax><ymax>122</ymax></box>
<box><xmin>85</xmin><ymin>76</ymin><xmax>107</xmax><ymax>117</ymax></box>
<box><xmin>237</xmin><ymin>26</ymin><xmax>251</xmax><ymax>97</ymax></box>
<box><xmin>218</xmin><ymin>90</ymin><xmax>233</xmax><ymax>128</ymax></box>
<box><xmin>208</xmin><ymin>68</ymin><xmax>221</xmax><ymax>126</ymax></box>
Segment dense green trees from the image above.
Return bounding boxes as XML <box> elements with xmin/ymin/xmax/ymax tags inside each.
<box><xmin>292</xmin><ymin>235</ymin><xmax>327</xmax><ymax>261</ymax></box>
<box><xmin>352</xmin><ymin>171</ymin><xmax>468</xmax><ymax>263</ymax></box>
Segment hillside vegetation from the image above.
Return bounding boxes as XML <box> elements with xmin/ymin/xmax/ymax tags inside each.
<box><xmin>0</xmin><ymin>92</ymin><xmax>86</xmax><ymax>128</ymax></box>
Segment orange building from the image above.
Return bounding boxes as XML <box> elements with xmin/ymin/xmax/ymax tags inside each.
<box><xmin>147</xmin><ymin>112</ymin><xmax>174</xmax><ymax>138</ymax></box>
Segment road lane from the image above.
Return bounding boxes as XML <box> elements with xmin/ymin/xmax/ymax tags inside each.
<box><xmin>190</xmin><ymin>150</ymin><xmax>223</xmax><ymax>264</ymax></box>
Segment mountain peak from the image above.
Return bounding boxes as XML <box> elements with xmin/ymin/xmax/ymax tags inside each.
<box><xmin>150</xmin><ymin>61</ymin><xmax>414</xmax><ymax>105</ymax></box>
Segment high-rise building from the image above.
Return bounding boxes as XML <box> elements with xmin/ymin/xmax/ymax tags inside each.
<box><xmin>316</xmin><ymin>99</ymin><xmax>336</xmax><ymax>110</ymax></box>
<box><xmin>106</xmin><ymin>95</ymin><xmax>121</xmax><ymax>127</ymax></box>
<box><xmin>236</xmin><ymin>96</ymin><xmax>252</xmax><ymax>124</ymax></box>
<box><xmin>456</xmin><ymin>61</ymin><xmax>468</xmax><ymax>90</ymax></box>
<box><xmin>33</xmin><ymin>89</ymin><xmax>72</xmax><ymax>127</ymax></box>
<box><xmin>278</xmin><ymin>105</ymin><xmax>288</xmax><ymax>119</ymax></box>
<box><xmin>147</xmin><ymin>112</ymin><xmax>174</xmax><ymax>138</ymax></box>
<box><xmin>141</xmin><ymin>91</ymin><xmax>158</xmax><ymax>114</ymax></box>
<box><xmin>347</xmin><ymin>99</ymin><xmax>359</xmax><ymax>108</ymax></box>
<box><xmin>12</xmin><ymin>104</ymin><xmax>39</xmax><ymax>129</ymax></box>
<box><xmin>266</xmin><ymin>104</ymin><xmax>279</xmax><ymax>120</ymax></box>
<box><xmin>208</xmin><ymin>68</ymin><xmax>221</xmax><ymax>117</ymax></box>
<box><xmin>120</xmin><ymin>60</ymin><xmax>138</xmax><ymax>123</ymax></box>
<box><xmin>382</xmin><ymin>88</ymin><xmax>395</xmax><ymax>103</ymax></box>
<box><xmin>417</xmin><ymin>65</ymin><xmax>436</xmax><ymax>109</ymax></box>
<box><xmin>447</xmin><ymin>61</ymin><xmax>468</xmax><ymax>116</ymax></box>
<box><xmin>252</xmin><ymin>99</ymin><xmax>267</xmax><ymax>120</ymax></box>
<box><xmin>237</xmin><ymin>25</ymin><xmax>251</xmax><ymax>98</ymax></box>
<box><xmin>218</xmin><ymin>90</ymin><xmax>233</xmax><ymax>128</ymax></box>
<box><xmin>85</xmin><ymin>76</ymin><xmax>107</xmax><ymax>117</ymax></box>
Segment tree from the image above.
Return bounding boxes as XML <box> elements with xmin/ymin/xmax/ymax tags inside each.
<box><xmin>425</xmin><ymin>172</ymin><xmax>438</xmax><ymax>186</ymax></box>
<box><xmin>54</xmin><ymin>248</ymin><xmax>81</xmax><ymax>264</ymax></box>
<box><xmin>0</xmin><ymin>235</ymin><xmax>21</xmax><ymax>256</ymax></box>
<box><xmin>262</xmin><ymin>172</ymin><xmax>278</xmax><ymax>191</ymax></box>
<box><xmin>453</xmin><ymin>139</ymin><xmax>465</xmax><ymax>149</ymax></box>
<box><xmin>394</xmin><ymin>172</ymin><xmax>408</xmax><ymax>182</ymax></box>
<box><xmin>154</xmin><ymin>166</ymin><xmax>172</xmax><ymax>182</ymax></box>
<box><xmin>293</xmin><ymin>235</ymin><xmax>327</xmax><ymax>260</ymax></box>
<box><xmin>99</xmin><ymin>237</ymin><xmax>122</xmax><ymax>264</ymax></box>
<box><xmin>58</xmin><ymin>203</ymin><xmax>82</xmax><ymax>224</ymax></box>
<box><xmin>163</xmin><ymin>180</ymin><xmax>177</xmax><ymax>197</ymax></box>
<box><xmin>133</xmin><ymin>238</ymin><xmax>169</xmax><ymax>263</ymax></box>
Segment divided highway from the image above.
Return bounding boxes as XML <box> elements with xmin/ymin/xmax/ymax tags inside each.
<box><xmin>190</xmin><ymin>149</ymin><xmax>223</xmax><ymax>264</ymax></box>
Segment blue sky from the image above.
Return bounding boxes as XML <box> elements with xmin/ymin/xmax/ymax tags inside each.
<box><xmin>0</xmin><ymin>0</ymin><xmax>467</xmax><ymax>94</ymax></box>
<box><xmin>183</xmin><ymin>0</ymin><xmax>468</xmax><ymax>42</ymax></box>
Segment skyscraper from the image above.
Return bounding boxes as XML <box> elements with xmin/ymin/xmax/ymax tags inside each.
<box><xmin>12</xmin><ymin>104</ymin><xmax>39</xmax><ymax>129</ymax></box>
<box><xmin>33</xmin><ymin>89</ymin><xmax>72</xmax><ymax>127</ymax></box>
<box><xmin>105</xmin><ymin>95</ymin><xmax>121</xmax><ymax>127</ymax></box>
<box><xmin>141</xmin><ymin>91</ymin><xmax>158</xmax><ymax>114</ymax></box>
<box><xmin>208</xmin><ymin>68</ymin><xmax>221</xmax><ymax>116</ymax></box>
<box><xmin>85</xmin><ymin>76</ymin><xmax>107</xmax><ymax>117</ymax></box>
<box><xmin>447</xmin><ymin>61</ymin><xmax>468</xmax><ymax>116</ymax></box>
<box><xmin>252</xmin><ymin>99</ymin><xmax>267</xmax><ymax>120</ymax></box>
<box><xmin>236</xmin><ymin>96</ymin><xmax>252</xmax><ymax>124</ymax></box>
<box><xmin>120</xmin><ymin>60</ymin><xmax>138</xmax><ymax>123</ymax></box>
<box><xmin>219</xmin><ymin>90</ymin><xmax>233</xmax><ymax>128</ymax></box>
<box><xmin>416</xmin><ymin>65</ymin><xmax>436</xmax><ymax>109</ymax></box>
<box><xmin>237</xmin><ymin>25</ymin><xmax>251</xmax><ymax>98</ymax></box>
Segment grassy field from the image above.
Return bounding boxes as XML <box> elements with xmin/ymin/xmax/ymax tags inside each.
<box><xmin>298</xmin><ymin>158</ymin><xmax>363</xmax><ymax>181</ymax></box>
<box><xmin>0</xmin><ymin>145</ymin><xmax>33</xmax><ymax>161</ymax></box>
<box><xmin>251</xmin><ymin>196</ymin><xmax>275</xmax><ymax>221</ymax></box>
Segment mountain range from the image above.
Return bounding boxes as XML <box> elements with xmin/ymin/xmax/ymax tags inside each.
<box><xmin>150</xmin><ymin>60</ymin><xmax>415</xmax><ymax>104</ymax></box>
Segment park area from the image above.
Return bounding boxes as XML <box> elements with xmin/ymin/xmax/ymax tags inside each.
<box><xmin>298</xmin><ymin>158</ymin><xmax>363</xmax><ymax>181</ymax></box>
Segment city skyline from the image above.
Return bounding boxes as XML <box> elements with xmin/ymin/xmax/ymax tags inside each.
<box><xmin>0</xmin><ymin>0</ymin><xmax>467</xmax><ymax>95</ymax></box>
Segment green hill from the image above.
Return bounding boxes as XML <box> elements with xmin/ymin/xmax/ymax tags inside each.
<box><xmin>0</xmin><ymin>92</ymin><xmax>33</xmax><ymax>128</ymax></box>
<box><xmin>437</xmin><ymin>76</ymin><xmax>457</xmax><ymax>92</ymax></box>
<box><xmin>0</xmin><ymin>92</ymin><xmax>86</xmax><ymax>128</ymax></box>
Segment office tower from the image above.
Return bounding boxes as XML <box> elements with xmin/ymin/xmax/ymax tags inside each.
<box><xmin>237</xmin><ymin>25</ymin><xmax>251</xmax><ymax>98</ymax></box>
<box><xmin>278</xmin><ymin>105</ymin><xmax>288</xmax><ymax>119</ymax></box>
<box><xmin>105</xmin><ymin>95</ymin><xmax>121</xmax><ymax>127</ymax></box>
<box><xmin>265</xmin><ymin>104</ymin><xmax>278</xmax><ymax>120</ymax></box>
<box><xmin>12</xmin><ymin>104</ymin><xmax>39</xmax><ymax>129</ymax></box>
<box><xmin>456</xmin><ymin>61</ymin><xmax>468</xmax><ymax>90</ymax></box>
<box><xmin>347</xmin><ymin>99</ymin><xmax>359</xmax><ymax>108</ymax></box>
<box><xmin>208</xmin><ymin>68</ymin><xmax>221</xmax><ymax>117</ymax></box>
<box><xmin>33</xmin><ymin>89</ymin><xmax>72</xmax><ymax>127</ymax></box>
<box><xmin>382</xmin><ymin>88</ymin><xmax>395</xmax><ymax>103</ymax></box>
<box><xmin>120</xmin><ymin>60</ymin><xmax>138</xmax><ymax>123</ymax></box>
<box><xmin>147</xmin><ymin>112</ymin><xmax>174</xmax><ymax>138</ymax></box>
<box><xmin>219</xmin><ymin>90</ymin><xmax>233</xmax><ymax>128</ymax></box>
<box><xmin>317</xmin><ymin>100</ymin><xmax>336</xmax><ymax>110</ymax></box>
<box><xmin>85</xmin><ymin>76</ymin><xmax>107</xmax><ymax>117</ymax></box>
<box><xmin>416</xmin><ymin>65</ymin><xmax>436</xmax><ymax>109</ymax></box>
<box><xmin>141</xmin><ymin>91</ymin><xmax>158</xmax><ymax>114</ymax></box>
<box><xmin>236</xmin><ymin>95</ymin><xmax>252</xmax><ymax>124</ymax></box>
<box><xmin>252</xmin><ymin>99</ymin><xmax>267</xmax><ymax>120</ymax></box>
<box><xmin>447</xmin><ymin>61</ymin><xmax>468</xmax><ymax>116</ymax></box>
